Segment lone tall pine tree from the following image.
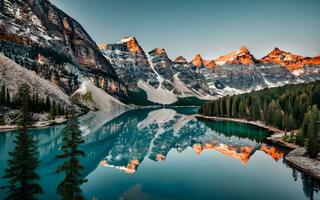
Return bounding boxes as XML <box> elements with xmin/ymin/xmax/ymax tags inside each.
<box><xmin>56</xmin><ymin>110</ymin><xmax>87</xmax><ymax>200</ymax></box>
<box><xmin>1</xmin><ymin>83</ymin><xmax>43</xmax><ymax>200</ymax></box>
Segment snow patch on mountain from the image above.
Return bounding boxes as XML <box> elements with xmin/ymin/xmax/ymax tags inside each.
<box><xmin>209</xmin><ymin>83</ymin><xmax>244</xmax><ymax>96</ymax></box>
<box><xmin>137</xmin><ymin>80</ymin><xmax>177</xmax><ymax>105</ymax></box>
<box><xmin>73</xmin><ymin>80</ymin><xmax>130</xmax><ymax>135</ymax></box>
<box><xmin>147</xmin><ymin>55</ymin><xmax>164</xmax><ymax>83</ymax></box>
<box><xmin>73</xmin><ymin>80</ymin><xmax>129</xmax><ymax>111</ymax></box>
<box><xmin>173</xmin><ymin>73</ymin><xmax>201</xmax><ymax>98</ymax></box>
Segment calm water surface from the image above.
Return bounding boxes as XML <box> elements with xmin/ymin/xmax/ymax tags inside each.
<box><xmin>0</xmin><ymin>108</ymin><xmax>319</xmax><ymax>200</ymax></box>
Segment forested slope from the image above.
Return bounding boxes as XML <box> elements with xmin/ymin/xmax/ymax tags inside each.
<box><xmin>199</xmin><ymin>81</ymin><xmax>320</xmax><ymax>131</ymax></box>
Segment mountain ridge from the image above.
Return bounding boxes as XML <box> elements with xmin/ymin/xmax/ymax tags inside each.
<box><xmin>100</xmin><ymin>36</ymin><xmax>320</xmax><ymax>105</ymax></box>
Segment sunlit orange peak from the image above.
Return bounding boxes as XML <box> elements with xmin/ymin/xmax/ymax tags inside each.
<box><xmin>98</xmin><ymin>43</ymin><xmax>108</xmax><ymax>50</ymax></box>
<box><xmin>204</xmin><ymin>60</ymin><xmax>216</xmax><ymax>68</ymax></box>
<box><xmin>192</xmin><ymin>54</ymin><xmax>204</xmax><ymax>67</ymax></box>
<box><xmin>120</xmin><ymin>36</ymin><xmax>142</xmax><ymax>53</ymax></box>
<box><xmin>215</xmin><ymin>46</ymin><xmax>255</xmax><ymax>65</ymax></box>
<box><xmin>260</xmin><ymin>47</ymin><xmax>306</xmax><ymax>70</ymax></box>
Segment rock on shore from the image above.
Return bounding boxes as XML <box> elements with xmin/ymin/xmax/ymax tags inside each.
<box><xmin>285</xmin><ymin>147</ymin><xmax>320</xmax><ymax>180</ymax></box>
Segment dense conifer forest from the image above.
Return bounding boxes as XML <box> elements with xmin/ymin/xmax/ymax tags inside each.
<box><xmin>0</xmin><ymin>83</ymin><xmax>66</xmax><ymax>125</ymax></box>
<box><xmin>199</xmin><ymin>81</ymin><xmax>320</xmax><ymax>130</ymax></box>
<box><xmin>199</xmin><ymin>81</ymin><xmax>320</xmax><ymax>157</ymax></box>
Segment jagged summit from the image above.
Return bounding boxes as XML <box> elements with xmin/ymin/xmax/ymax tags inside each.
<box><xmin>149</xmin><ymin>48</ymin><xmax>168</xmax><ymax>56</ymax></box>
<box><xmin>191</xmin><ymin>54</ymin><xmax>216</xmax><ymax>68</ymax></box>
<box><xmin>192</xmin><ymin>54</ymin><xmax>204</xmax><ymax>67</ymax></box>
<box><xmin>120</xmin><ymin>36</ymin><xmax>143</xmax><ymax>53</ymax></box>
<box><xmin>174</xmin><ymin>56</ymin><xmax>188</xmax><ymax>64</ymax></box>
<box><xmin>260</xmin><ymin>47</ymin><xmax>306</xmax><ymax>70</ymax></box>
<box><xmin>215</xmin><ymin>46</ymin><xmax>256</xmax><ymax>66</ymax></box>
<box><xmin>99</xmin><ymin>36</ymin><xmax>143</xmax><ymax>54</ymax></box>
<box><xmin>204</xmin><ymin>60</ymin><xmax>216</xmax><ymax>68</ymax></box>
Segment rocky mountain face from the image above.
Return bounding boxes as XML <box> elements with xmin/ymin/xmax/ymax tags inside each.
<box><xmin>100</xmin><ymin>37</ymin><xmax>209</xmax><ymax>105</ymax></box>
<box><xmin>101</xmin><ymin>38</ymin><xmax>320</xmax><ymax>102</ymax></box>
<box><xmin>0</xmin><ymin>0</ymin><xmax>127</xmax><ymax>100</ymax></box>
<box><xmin>99</xmin><ymin>37</ymin><xmax>159</xmax><ymax>90</ymax></box>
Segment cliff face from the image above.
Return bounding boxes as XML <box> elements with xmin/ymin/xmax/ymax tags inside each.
<box><xmin>99</xmin><ymin>37</ymin><xmax>160</xmax><ymax>90</ymax></box>
<box><xmin>0</xmin><ymin>0</ymin><xmax>127</xmax><ymax>98</ymax></box>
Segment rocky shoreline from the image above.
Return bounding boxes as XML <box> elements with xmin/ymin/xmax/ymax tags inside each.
<box><xmin>0</xmin><ymin>117</ymin><xmax>67</xmax><ymax>132</ymax></box>
<box><xmin>285</xmin><ymin>148</ymin><xmax>320</xmax><ymax>180</ymax></box>
<box><xmin>196</xmin><ymin>115</ymin><xmax>320</xmax><ymax>180</ymax></box>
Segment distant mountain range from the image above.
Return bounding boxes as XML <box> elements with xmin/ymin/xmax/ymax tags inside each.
<box><xmin>0</xmin><ymin>0</ymin><xmax>319</xmax><ymax>107</ymax></box>
<box><xmin>100</xmin><ymin>36</ymin><xmax>320</xmax><ymax>105</ymax></box>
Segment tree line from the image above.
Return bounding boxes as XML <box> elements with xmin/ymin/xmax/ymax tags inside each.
<box><xmin>198</xmin><ymin>81</ymin><xmax>320</xmax><ymax>158</ymax></box>
<box><xmin>0</xmin><ymin>83</ymin><xmax>66</xmax><ymax>125</ymax></box>
<box><xmin>1</xmin><ymin>83</ymin><xmax>86</xmax><ymax>200</ymax></box>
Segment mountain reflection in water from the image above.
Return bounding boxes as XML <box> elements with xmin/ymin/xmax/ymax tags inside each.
<box><xmin>99</xmin><ymin>108</ymin><xmax>283</xmax><ymax>172</ymax></box>
<box><xmin>0</xmin><ymin>108</ymin><xmax>319</xmax><ymax>200</ymax></box>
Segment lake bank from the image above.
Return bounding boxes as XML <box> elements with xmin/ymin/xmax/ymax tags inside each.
<box><xmin>195</xmin><ymin>115</ymin><xmax>285</xmax><ymax>134</ymax></box>
<box><xmin>196</xmin><ymin>114</ymin><xmax>320</xmax><ymax>180</ymax></box>
<box><xmin>285</xmin><ymin>148</ymin><xmax>320</xmax><ymax>180</ymax></box>
<box><xmin>0</xmin><ymin>117</ymin><xmax>67</xmax><ymax>132</ymax></box>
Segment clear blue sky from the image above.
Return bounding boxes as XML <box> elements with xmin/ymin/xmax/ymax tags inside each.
<box><xmin>52</xmin><ymin>0</ymin><xmax>320</xmax><ymax>60</ymax></box>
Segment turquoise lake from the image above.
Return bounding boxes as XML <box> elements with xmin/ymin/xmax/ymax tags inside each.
<box><xmin>0</xmin><ymin>108</ymin><xmax>319</xmax><ymax>200</ymax></box>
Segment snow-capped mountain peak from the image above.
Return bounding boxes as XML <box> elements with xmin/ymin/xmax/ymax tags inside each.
<box><xmin>120</xmin><ymin>36</ymin><xmax>143</xmax><ymax>53</ymax></box>
<box><xmin>215</xmin><ymin>46</ymin><xmax>256</xmax><ymax>65</ymax></box>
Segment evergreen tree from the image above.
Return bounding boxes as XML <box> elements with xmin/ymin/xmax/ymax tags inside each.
<box><xmin>225</xmin><ymin>96</ymin><xmax>231</xmax><ymax>117</ymax></box>
<box><xmin>231</xmin><ymin>96</ymin><xmax>237</xmax><ymax>117</ymax></box>
<box><xmin>49</xmin><ymin>106</ymin><xmax>55</xmax><ymax>120</ymax></box>
<box><xmin>252</xmin><ymin>100</ymin><xmax>260</xmax><ymax>120</ymax></box>
<box><xmin>283</xmin><ymin>114</ymin><xmax>295</xmax><ymax>131</ymax></box>
<box><xmin>6</xmin><ymin>88</ymin><xmax>10</xmax><ymax>105</ymax></box>
<box><xmin>45</xmin><ymin>96</ymin><xmax>51</xmax><ymax>112</ymax></box>
<box><xmin>1</xmin><ymin>83</ymin><xmax>43</xmax><ymax>200</ymax></box>
<box><xmin>213</xmin><ymin>99</ymin><xmax>219</xmax><ymax>116</ymax></box>
<box><xmin>238</xmin><ymin>99</ymin><xmax>246</xmax><ymax>118</ymax></box>
<box><xmin>219</xmin><ymin>98</ymin><xmax>224</xmax><ymax>116</ymax></box>
<box><xmin>0</xmin><ymin>115</ymin><xmax>5</xmax><ymax>125</ymax></box>
<box><xmin>305</xmin><ymin>106</ymin><xmax>320</xmax><ymax>158</ymax></box>
<box><xmin>56</xmin><ymin>110</ymin><xmax>87</xmax><ymax>200</ymax></box>
<box><xmin>1</xmin><ymin>84</ymin><xmax>5</xmax><ymax>104</ymax></box>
